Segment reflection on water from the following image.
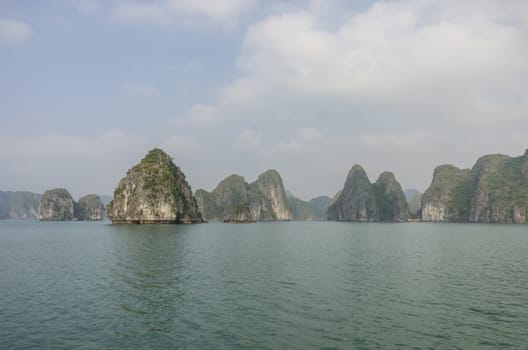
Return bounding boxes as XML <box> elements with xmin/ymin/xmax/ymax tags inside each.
<box><xmin>0</xmin><ymin>221</ymin><xmax>527</xmax><ymax>349</ymax></box>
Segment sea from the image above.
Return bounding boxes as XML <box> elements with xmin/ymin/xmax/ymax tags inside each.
<box><xmin>1</xmin><ymin>220</ymin><xmax>527</xmax><ymax>349</ymax></box>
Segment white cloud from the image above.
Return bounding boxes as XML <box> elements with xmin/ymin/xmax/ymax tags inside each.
<box><xmin>188</xmin><ymin>104</ymin><xmax>221</xmax><ymax>125</ymax></box>
<box><xmin>175</xmin><ymin>0</ymin><xmax>528</xmax><ymax>198</ymax></box>
<box><xmin>53</xmin><ymin>0</ymin><xmax>102</xmax><ymax>14</ymax></box>
<box><xmin>0</xmin><ymin>132</ymin><xmax>147</xmax><ymax>197</ymax></box>
<box><xmin>296</xmin><ymin>127</ymin><xmax>323</xmax><ymax>142</ymax></box>
<box><xmin>162</xmin><ymin>135</ymin><xmax>200</xmax><ymax>154</ymax></box>
<box><xmin>122</xmin><ymin>81</ymin><xmax>160</xmax><ymax>97</ymax></box>
<box><xmin>0</xmin><ymin>19</ymin><xmax>32</xmax><ymax>45</ymax></box>
<box><xmin>111</xmin><ymin>0</ymin><xmax>258</xmax><ymax>29</ymax></box>
<box><xmin>234</xmin><ymin>129</ymin><xmax>261</xmax><ymax>151</ymax></box>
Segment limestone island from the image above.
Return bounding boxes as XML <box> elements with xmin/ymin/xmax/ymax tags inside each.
<box><xmin>195</xmin><ymin>169</ymin><xmax>292</xmax><ymax>223</ymax></box>
<box><xmin>106</xmin><ymin>148</ymin><xmax>203</xmax><ymax>224</ymax></box>
<box><xmin>37</xmin><ymin>188</ymin><xmax>105</xmax><ymax>221</ymax></box>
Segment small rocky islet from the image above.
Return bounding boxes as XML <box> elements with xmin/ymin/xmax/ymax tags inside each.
<box><xmin>2</xmin><ymin>148</ymin><xmax>528</xmax><ymax>224</ymax></box>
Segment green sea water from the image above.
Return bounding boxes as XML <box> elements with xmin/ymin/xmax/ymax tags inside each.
<box><xmin>1</xmin><ymin>221</ymin><xmax>527</xmax><ymax>349</ymax></box>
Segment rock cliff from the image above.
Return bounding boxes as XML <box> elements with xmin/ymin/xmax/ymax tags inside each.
<box><xmin>0</xmin><ymin>191</ymin><xmax>41</xmax><ymax>219</ymax></box>
<box><xmin>421</xmin><ymin>150</ymin><xmax>528</xmax><ymax>223</ymax></box>
<box><xmin>106</xmin><ymin>148</ymin><xmax>203</xmax><ymax>224</ymax></box>
<box><xmin>372</xmin><ymin>172</ymin><xmax>410</xmax><ymax>222</ymax></box>
<box><xmin>421</xmin><ymin>165</ymin><xmax>472</xmax><ymax>222</ymax></box>
<box><xmin>326</xmin><ymin>165</ymin><xmax>379</xmax><ymax>221</ymax></box>
<box><xmin>326</xmin><ymin>165</ymin><xmax>409</xmax><ymax>222</ymax></box>
<box><xmin>195</xmin><ymin>170</ymin><xmax>292</xmax><ymax>222</ymax></box>
<box><xmin>38</xmin><ymin>188</ymin><xmax>75</xmax><ymax>221</ymax></box>
<box><xmin>77</xmin><ymin>194</ymin><xmax>105</xmax><ymax>221</ymax></box>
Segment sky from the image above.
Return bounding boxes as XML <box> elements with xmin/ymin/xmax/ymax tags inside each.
<box><xmin>1</xmin><ymin>0</ymin><xmax>527</xmax><ymax>200</ymax></box>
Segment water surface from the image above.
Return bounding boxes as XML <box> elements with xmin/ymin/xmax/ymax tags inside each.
<box><xmin>1</xmin><ymin>221</ymin><xmax>527</xmax><ymax>349</ymax></box>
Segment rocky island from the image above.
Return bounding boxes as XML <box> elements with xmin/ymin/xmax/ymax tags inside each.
<box><xmin>77</xmin><ymin>194</ymin><xmax>105</xmax><ymax>221</ymax></box>
<box><xmin>38</xmin><ymin>188</ymin><xmax>76</xmax><ymax>221</ymax></box>
<box><xmin>106</xmin><ymin>148</ymin><xmax>203</xmax><ymax>224</ymax></box>
<box><xmin>195</xmin><ymin>169</ymin><xmax>292</xmax><ymax>222</ymax></box>
<box><xmin>326</xmin><ymin>165</ymin><xmax>409</xmax><ymax>222</ymax></box>
<box><xmin>36</xmin><ymin>189</ymin><xmax>106</xmax><ymax>221</ymax></box>
<box><xmin>422</xmin><ymin>150</ymin><xmax>528</xmax><ymax>223</ymax></box>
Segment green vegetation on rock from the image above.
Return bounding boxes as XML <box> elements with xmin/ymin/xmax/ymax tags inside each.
<box><xmin>195</xmin><ymin>170</ymin><xmax>292</xmax><ymax>222</ymax></box>
<box><xmin>422</xmin><ymin>150</ymin><xmax>528</xmax><ymax>223</ymax></box>
<box><xmin>326</xmin><ymin>165</ymin><xmax>379</xmax><ymax>222</ymax></box>
<box><xmin>38</xmin><ymin>188</ymin><xmax>75</xmax><ymax>221</ymax></box>
<box><xmin>77</xmin><ymin>194</ymin><xmax>105</xmax><ymax>221</ymax></box>
<box><xmin>327</xmin><ymin>166</ymin><xmax>409</xmax><ymax>222</ymax></box>
<box><xmin>107</xmin><ymin>148</ymin><xmax>203</xmax><ymax>224</ymax></box>
<box><xmin>372</xmin><ymin>172</ymin><xmax>410</xmax><ymax>222</ymax></box>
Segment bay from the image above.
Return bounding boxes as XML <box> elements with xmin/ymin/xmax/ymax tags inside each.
<box><xmin>1</xmin><ymin>221</ymin><xmax>527</xmax><ymax>349</ymax></box>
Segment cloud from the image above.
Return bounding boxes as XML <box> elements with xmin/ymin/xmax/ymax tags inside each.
<box><xmin>296</xmin><ymin>127</ymin><xmax>323</xmax><ymax>142</ymax></box>
<box><xmin>122</xmin><ymin>81</ymin><xmax>160</xmax><ymax>97</ymax></box>
<box><xmin>0</xmin><ymin>19</ymin><xmax>32</xmax><ymax>45</ymax></box>
<box><xmin>0</xmin><ymin>132</ymin><xmax>147</xmax><ymax>197</ymax></box>
<box><xmin>162</xmin><ymin>135</ymin><xmax>200</xmax><ymax>154</ymax></box>
<box><xmin>234</xmin><ymin>129</ymin><xmax>261</xmax><ymax>151</ymax></box>
<box><xmin>53</xmin><ymin>0</ymin><xmax>102</xmax><ymax>14</ymax></box>
<box><xmin>175</xmin><ymin>0</ymin><xmax>528</xmax><ymax>198</ymax></box>
<box><xmin>111</xmin><ymin>0</ymin><xmax>258</xmax><ymax>29</ymax></box>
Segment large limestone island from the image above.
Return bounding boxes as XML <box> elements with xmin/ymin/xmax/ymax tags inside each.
<box><xmin>422</xmin><ymin>149</ymin><xmax>528</xmax><ymax>223</ymax></box>
<box><xmin>106</xmin><ymin>148</ymin><xmax>203</xmax><ymax>224</ymax></box>
<box><xmin>195</xmin><ymin>169</ymin><xmax>293</xmax><ymax>223</ymax></box>
<box><xmin>326</xmin><ymin>165</ymin><xmax>410</xmax><ymax>222</ymax></box>
<box><xmin>37</xmin><ymin>188</ymin><xmax>105</xmax><ymax>221</ymax></box>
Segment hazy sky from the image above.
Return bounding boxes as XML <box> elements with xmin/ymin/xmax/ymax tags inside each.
<box><xmin>1</xmin><ymin>0</ymin><xmax>527</xmax><ymax>200</ymax></box>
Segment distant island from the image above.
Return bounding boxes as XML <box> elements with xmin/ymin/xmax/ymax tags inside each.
<box><xmin>38</xmin><ymin>189</ymin><xmax>105</xmax><ymax>221</ymax></box>
<box><xmin>1</xmin><ymin>148</ymin><xmax>527</xmax><ymax>224</ymax></box>
<box><xmin>195</xmin><ymin>170</ymin><xmax>292</xmax><ymax>223</ymax></box>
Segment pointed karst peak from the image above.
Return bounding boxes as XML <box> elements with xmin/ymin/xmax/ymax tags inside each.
<box><xmin>346</xmin><ymin>164</ymin><xmax>369</xmax><ymax>180</ymax></box>
<box><xmin>139</xmin><ymin>148</ymin><xmax>174</xmax><ymax>166</ymax></box>
<box><xmin>376</xmin><ymin>171</ymin><xmax>397</xmax><ymax>183</ymax></box>
<box><xmin>258</xmin><ymin>169</ymin><xmax>281</xmax><ymax>181</ymax></box>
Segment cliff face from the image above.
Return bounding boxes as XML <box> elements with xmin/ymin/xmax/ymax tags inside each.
<box><xmin>38</xmin><ymin>188</ymin><xmax>75</xmax><ymax>221</ymax></box>
<box><xmin>326</xmin><ymin>165</ymin><xmax>379</xmax><ymax>221</ymax></box>
<box><xmin>421</xmin><ymin>165</ymin><xmax>472</xmax><ymax>222</ymax></box>
<box><xmin>469</xmin><ymin>153</ymin><xmax>528</xmax><ymax>223</ymax></box>
<box><xmin>326</xmin><ymin>166</ymin><xmax>409</xmax><ymax>222</ymax></box>
<box><xmin>421</xmin><ymin>150</ymin><xmax>528</xmax><ymax>223</ymax></box>
<box><xmin>77</xmin><ymin>194</ymin><xmax>105</xmax><ymax>221</ymax></box>
<box><xmin>372</xmin><ymin>172</ymin><xmax>410</xmax><ymax>222</ymax></box>
<box><xmin>0</xmin><ymin>191</ymin><xmax>41</xmax><ymax>219</ymax></box>
<box><xmin>254</xmin><ymin>170</ymin><xmax>292</xmax><ymax>221</ymax></box>
<box><xmin>195</xmin><ymin>169</ymin><xmax>292</xmax><ymax>222</ymax></box>
<box><xmin>106</xmin><ymin>148</ymin><xmax>203</xmax><ymax>224</ymax></box>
